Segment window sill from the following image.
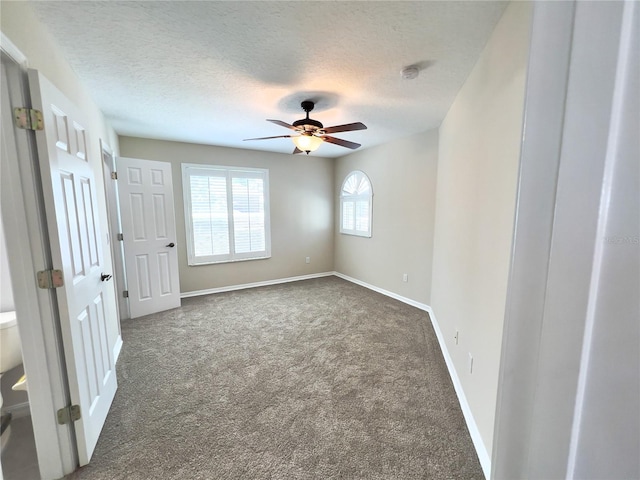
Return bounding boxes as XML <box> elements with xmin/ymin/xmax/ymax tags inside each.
<box><xmin>339</xmin><ymin>231</ymin><xmax>372</xmax><ymax>238</ymax></box>
<box><xmin>188</xmin><ymin>255</ymin><xmax>271</xmax><ymax>267</ymax></box>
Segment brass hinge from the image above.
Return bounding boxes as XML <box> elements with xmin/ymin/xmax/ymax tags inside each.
<box><xmin>37</xmin><ymin>269</ymin><xmax>64</xmax><ymax>289</ymax></box>
<box><xmin>117</xmin><ymin>233</ymin><xmax>124</xmax><ymax>241</ymax></box>
<box><xmin>111</xmin><ymin>171</ymin><xmax>118</xmax><ymax>180</ymax></box>
<box><xmin>123</xmin><ymin>290</ymin><xmax>129</xmax><ymax>298</ymax></box>
<box><xmin>57</xmin><ymin>405</ymin><xmax>81</xmax><ymax>425</ymax></box>
<box><xmin>14</xmin><ymin>108</ymin><xmax>44</xmax><ymax>131</ymax></box>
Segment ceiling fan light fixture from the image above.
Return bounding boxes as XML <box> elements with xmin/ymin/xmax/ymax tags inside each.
<box><xmin>292</xmin><ymin>134</ymin><xmax>323</xmax><ymax>153</ymax></box>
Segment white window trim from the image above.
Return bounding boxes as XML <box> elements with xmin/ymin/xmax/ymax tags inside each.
<box><xmin>182</xmin><ymin>163</ymin><xmax>271</xmax><ymax>265</ymax></box>
<box><xmin>340</xmin><ymin>170</ymin><xmax>373</xmax><ymax>238</ymax></box>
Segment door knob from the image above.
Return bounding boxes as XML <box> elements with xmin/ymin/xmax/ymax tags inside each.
<box><xmin>101</xmin><ymin>273</ymin><xmax>113</xmax><ymax>282</ymax></box>
<box><xmin>166</xmin><ymin>242</ymin><xmax>175</xmax><ymax>248</ymax></box>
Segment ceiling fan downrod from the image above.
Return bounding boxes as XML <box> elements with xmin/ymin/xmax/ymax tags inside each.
<box><xmin>301</xmin><ymin>100</ymin><xmax>314</xmax><ymax>115</ymax></box>
<box><xmin>293</xmin><ymin>101</ymin><xmax>323</xmax><ymax>130</ymax></box>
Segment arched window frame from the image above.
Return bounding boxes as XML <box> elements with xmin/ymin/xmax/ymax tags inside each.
<box><xmin>340</xmin><ymin>170</ymin><xmax>373</xmax><ymax>238</ymax></box>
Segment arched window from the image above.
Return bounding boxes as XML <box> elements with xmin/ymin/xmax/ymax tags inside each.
<box><xmin>340</xmin><ymin>170</ymin><xmax>372</xmax><ymax>237</ymax></box>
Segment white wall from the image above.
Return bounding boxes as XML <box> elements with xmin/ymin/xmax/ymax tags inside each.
<box><xmin>119</xmin><ymin>136</ymin><xmax>335</xmax><ymax>294</ymax></box>
<box><xmin>334</xmin><ymin>130</ymin><xmax>438</xmax><ymax>305</ymax></box>
<box><xmin>0</xmin><ymin>213</ymin><xmax>23</xmax><ymax>412</ymax></box>
<box><xmin>429</xmin><ymin>0</ymin><xmax>531</xmax><ymax>467</ymax></box>
<box><xmin>0</xmin><ymin>218</ymin><xmax>15</xmax><ymax>312</ymax></box>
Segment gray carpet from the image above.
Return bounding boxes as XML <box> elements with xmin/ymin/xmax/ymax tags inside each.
<box><xmin>67</xmin><ymin>276</ymin><xmax>483</xmax><ymax>479</ymax></box>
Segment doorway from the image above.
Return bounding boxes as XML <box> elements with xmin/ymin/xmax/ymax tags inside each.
<box><xmin>0</xmin><ymin>210</ymin><xmax>39</xmax><ymax>480</ymax></box>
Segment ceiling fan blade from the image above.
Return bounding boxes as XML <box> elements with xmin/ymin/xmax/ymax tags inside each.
<box><xmin>322</xmin><ymin>136</ymin><xmax>362</xmax><ymax>150</ymax></box>
<box><xmin>293</xmin><ymin>147</ymin><xmax>304</xmax><ymax>155</ymax></box>
<box><xmin>322</xmin><ymin>122</ymin><xmax>367</xmax><ymax>134</ymax></box>
<box><xmin>243</xmin><ymin>135</ymin><xmax>292</xmax><ymax>141</ymax></box>
<box><xmin>267</xmin><ymin>119</ymin><xmax>298</xmax><ymax>130</ymax></box>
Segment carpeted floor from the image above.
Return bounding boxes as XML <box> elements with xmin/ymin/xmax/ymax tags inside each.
<box><xmin>66</xmin><ymin>276</ymin><xmax>483</xmax><ymax>479</ymax></box>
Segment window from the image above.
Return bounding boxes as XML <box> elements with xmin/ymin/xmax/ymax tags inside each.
<box><xmin>182</xmin><ymin>164</ymin><xmax>271</xmax><ymax>265</ymax></box>
<box><xmin>340</xmin><ymin>170</ymin><xmax>372</xmax><ymax>237</ymax></box>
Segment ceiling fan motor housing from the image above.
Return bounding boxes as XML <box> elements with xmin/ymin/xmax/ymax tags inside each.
<box><xmin>292</xmin><ymin>118</ymin><xmax>323</xmax><ymax>131</ymax></box>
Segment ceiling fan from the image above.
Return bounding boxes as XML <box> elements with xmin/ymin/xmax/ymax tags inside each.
<box><xmin>244</xmin><ymin>101</ymin><xmax>367</xmax><ymax>155</ymax></box>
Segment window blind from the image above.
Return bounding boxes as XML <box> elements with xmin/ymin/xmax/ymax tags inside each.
<box><xmin>340</xmin><ymin>171</ymin><xmax>372</xmax><ymax>237</ymax></box>
<box><xmin>183</xmin><ymin>164</ymin><xmax>271</xmax><ymax>265</ymax></box>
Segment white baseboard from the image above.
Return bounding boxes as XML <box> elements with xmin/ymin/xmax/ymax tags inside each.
<box><xmin>113</xmin><ymin>334</ymin><xmax>123</xmax><ymax>363</ymax></box>
<box><xmin>331</xmin><ymin>272</ymin><xmax>430</xmax><ymax>311</ymax></box>
<box><xmin>2</xmin><ymin>401</ymin><xmax>30</xmax><ymax>419</ymax></box>
<box><xmin>424</xmin><ymin>306</ymin><xmax>491</xmax><ymax>479</ymax></box>
<box><xmin>180</xmin><ymin>272</ymin><xmax>335</xmax><ymax>298</ymax></box>
<box><xmin>334</xmin><ymin>272</ymin><xmax>490</xmax><ymax>479</ymax></box>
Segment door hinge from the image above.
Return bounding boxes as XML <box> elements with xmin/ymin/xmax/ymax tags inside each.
<box><xmin>111</xmin><ymin>171</ymin><xmax>118</xmax><ymax>180</ymax></box>
<box><xmin>117</xmin><ymin>233</ymin><xmax>124</xmax><ymax>241</ymax></box>
<box><xmin>14</xmin><ymin>108</ymin><xmax>44</xmax><ymax>131</ymax></box>
<box><xmin>57</xmin><ymin>405</ymin><xmax>81</xmax><ymax>425</ymax></box>
<box><xmin>123</xmin><ymin>290</ymin><xmax>129</xmax><ymax>298</ymax></box>
<box><xmin>37</xmin><ymin>269</ymin><xmax>64</xmax><ymax>289</ymax></box>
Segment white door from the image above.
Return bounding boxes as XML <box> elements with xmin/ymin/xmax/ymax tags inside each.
<box><xmin>28</xmin><ymin>70</ymin><xmax>117</xmax><ymax>465</ymax></box>
<box><xmin>116</xmin><ymin>156</ymin><xmax>180</xmax><ymax>318</ymax></box>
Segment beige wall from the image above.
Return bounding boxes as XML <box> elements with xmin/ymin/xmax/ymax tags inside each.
<box><xmin>1</xmin><ymin>3</ymin><xmax>121</xmax><ymax>360</ymax></box>
<box><xmin>430</xmin><ymin>1</ymin><xmax>531</xmax><ymax>461</ymax></box>
<box><xmin>118</xmin><ymin>137</ymin><xmax>335</xmax><ymax>294</ymax></box>
<box><xmin>334</xmin><ymin>130</ymin><xmax>438</xmax><ymax>305</ymax></box>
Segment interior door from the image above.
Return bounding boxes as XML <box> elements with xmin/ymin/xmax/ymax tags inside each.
<box><xmin>28</xmin><ymin>70</ymin><xmax>117</xmax><ymax>465</ymax></box>
<box><xmin>116</xmin><ymin>156</ymin><xmax>180</xmax><ymax>318</ymax></box>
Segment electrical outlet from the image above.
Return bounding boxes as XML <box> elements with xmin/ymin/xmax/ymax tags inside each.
<box><xmin>468</xmin><ymin>353</ymin><xmax>473</xmax><ymax>374</ymax></box>
<box><xmin>402</xmin><ymin>273</ymin><xmax>408</xmax><ymax>282</ymax></box>
<box><xmin>454</xmin><ymin>330</ymin><xmax>459</xmax><ymax>345</ymax></box>
<box><xmin>305</xmin><ymin>256</ymin><xmax>310</xmax><ymax>264</ymax></box>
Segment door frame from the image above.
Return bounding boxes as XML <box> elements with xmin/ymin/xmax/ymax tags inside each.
<box><xmin>492</xmin><ymin>1</ymin><xmax>636</xmax><ymax>478</ymax></box>
<box><xmin>1</xmin><ymin>33</ymin><xmax>77</xmax><ymax>479</ymax></box>
<box><xmin>101</xmin><ymin>140</ymin><xmax>129</xmax><ymax>324</ymax></box>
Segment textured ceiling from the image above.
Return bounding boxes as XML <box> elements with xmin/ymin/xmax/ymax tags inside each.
<box><xmin>30</xmin><ymin>1</ymin><xmax>508</xmax><ymax>158</ymax></box>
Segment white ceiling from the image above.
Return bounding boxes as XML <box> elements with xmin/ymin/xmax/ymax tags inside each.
<box><xmin>30</xmin><ymin>1</ymin><xmax>508</xmax><ymax>158</ymax></box>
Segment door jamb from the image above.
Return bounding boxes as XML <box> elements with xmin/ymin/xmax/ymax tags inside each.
<box><xmin>492</xmin><ymin>1</ymin><xmax>634</xmax><ymax>477</ymax></box>
<box><xmin>100</xmin><ymin>140</ymin><xmax>129</xmax><ymax>327</ymax></box>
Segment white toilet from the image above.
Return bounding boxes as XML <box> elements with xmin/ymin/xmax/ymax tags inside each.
<box><xmin>0</xmin><ymin>310</ymin><xmax>22</xmax><ymax>451</ymax></box>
